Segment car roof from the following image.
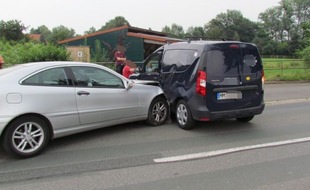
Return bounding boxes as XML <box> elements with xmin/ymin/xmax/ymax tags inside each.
<box><xmin>0</xmin><ymin>61</ymin><xmax>111</xmax><ymax>79</ymax></box>
<box><xmin>21</xmin><ymin>61</ymin><xmax>98</xmax><ymax>68</ymax></box>
<box><xmin>1</xmin><ymin>61</ymin><xmax>101</xmax><ymax>72</ymax></box>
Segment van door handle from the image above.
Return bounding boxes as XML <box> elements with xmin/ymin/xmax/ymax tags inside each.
<box><xmin>77</xmin><ymin>91</ymin><xmax>90</xmax><ymax>96</ymax></box>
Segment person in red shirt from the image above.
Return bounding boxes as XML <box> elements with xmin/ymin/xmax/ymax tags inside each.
<box><xmin>114</xmin><ymin>45</ymin><xmax>126</xmax><ymax>74</ymax></box>
<box><xmin>122</xmin><ymin>61</ymin><xmax>135</xmax><ymax>78</ymax></box>
<box><xmin>0</xmin><ymin>55</ymin><xmax>4</xmax><ymax>69</ymax></box>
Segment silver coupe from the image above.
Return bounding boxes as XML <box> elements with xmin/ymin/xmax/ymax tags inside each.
<box><xmin>0</xmin><ymin>62</ymin><xmax>168</xmax><ymax>158</ymax></box>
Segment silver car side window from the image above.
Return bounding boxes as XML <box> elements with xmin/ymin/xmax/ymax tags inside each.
<box><xmin>22</xmin><ymin>67</ymin><xmax>69</xmax><ymax>86</ymax></box>
<box><xmin>72</xmin><ymin>66</ymin><xmax>124</xmax><ymax>88</ymax></box>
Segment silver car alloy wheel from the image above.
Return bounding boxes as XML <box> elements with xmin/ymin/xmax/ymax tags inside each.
<box><xmin>152</xmin><ymin>101</ymin><xmax>167</xmax><ymax>123</ymax></box>
<box><xmin>177</xmin><ymin>103</ymin><xmax>188</xmax><ymax>125</ymax></box>
<box><xmin>12</xmin><ymin>122</ymin><xmax>45</xmax><ymax>154</ymax></box>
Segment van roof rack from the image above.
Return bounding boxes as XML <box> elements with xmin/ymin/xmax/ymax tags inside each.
<box><xmin>185</xmin><ymin>37</ymin><xmax>233</xmax><ymax>43</ymax></box>
<box><xmin>185</xmin><ymin>37</ymin><xmax>203</xmax><ymax>43</ymax></box>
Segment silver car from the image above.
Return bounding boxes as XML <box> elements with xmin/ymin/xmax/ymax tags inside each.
<box><xmin>0</xmin><ymin>61</ymin><xmax>168</xmax><ymax>158</ymax></box>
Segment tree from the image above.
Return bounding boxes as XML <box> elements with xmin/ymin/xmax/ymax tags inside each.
<box><xmin>258</xmin><ymin>0</ymin><xmax>310</xmax><ymax>55</ymax></box>
<box><xmin>50</xmin><ymin>25</ymin><xmax>75</xmax><ymax>44</ymax></box>
<box><xmin>302</xmin><ymin>21</ymin><xmax>310</xmax><ymax>39</ymax></box>
<box><xmin>298</xmin><ymin>21</ymin><xmax>310</xmax><ymax>63</ymax></box>
<box><xmin>84</xmin><ymin>27</ymin><xmax>97</xmax><ymax>35</ymax></box>
<box><xmin>0</xmin><ymin>20</ymin><xmax>27</xmax><ymax>41</ymax></box>
<box><xmin>99</xmin><ymin>16</ymin><xmax>130</xmax><ymax>31</ymax></box>
<box><xmin>162</xmin><ymin>23</ymin><xmax>185</xmax><ymax>39</ymax></box>
<box><xmin>91</xmin><ymin>40</ymin><xmax>112</xmax><ymax>62</ymax></box>
<box><xmin>204</xmin><ymin>10</ymin><xmax>258</xmax><ymax>42</ymax></box>
<box><xmin>30</xmin><ymin>25</ymin><xmax>51</xmax><ymax>35</ymax></box>
<box><xmin>30</xmin><ymin>25</ymin><xmax>52</xmax><ymax>42</ymax></box>
<box><xmin>185</xmin><ymin>26</ymin><xmax>205</xmax><ymax>38</ymax></box>
<box><xmin>252</xmin><ymin>26</ymin><xmax>273</xmax><ymax>54</ymax></box>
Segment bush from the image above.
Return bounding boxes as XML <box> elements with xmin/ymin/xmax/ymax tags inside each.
<box><xmin>0</xmin><ymin>39</ymin><xmax>70</xmax><ymax>67</ymax></box>
<box><xmin>91</xmin><ymin>40</ymin><xmax>112</xmax><ymax>62</ymax></box>
<box><xmin>299</xmin><ymin>46</ymin><xmax>310</xmax><ymax>66</ymax></box>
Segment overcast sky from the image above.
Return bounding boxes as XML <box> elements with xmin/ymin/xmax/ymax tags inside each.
<box><xmin>1</xmin><ymin>0</ymin><xmax>280</xmax><ymax>35</ymax></box>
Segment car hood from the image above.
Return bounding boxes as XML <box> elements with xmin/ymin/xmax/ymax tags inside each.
<box><xmin>132</xmin><ymin>80</ymin><xmax>160</xmax><ymax>86</ymax></box>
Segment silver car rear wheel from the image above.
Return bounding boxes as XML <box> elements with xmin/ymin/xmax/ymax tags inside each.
<box><xmin>2</xmin><ymin>116</ymin><xmax>49</xmax><ymax>158</ymax></box>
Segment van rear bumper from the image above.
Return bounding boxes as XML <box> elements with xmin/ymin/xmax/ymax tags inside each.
<box><xmin>191</xmin><ymin>103</ymin><xmax>265</xmax><ymax>121</ymax></box>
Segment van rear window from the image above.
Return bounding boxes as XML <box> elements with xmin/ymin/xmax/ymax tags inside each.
<box><xmin>204</xmin><ymin>43</ymin><xmax>261</xmax><ymax>75</ymax></box>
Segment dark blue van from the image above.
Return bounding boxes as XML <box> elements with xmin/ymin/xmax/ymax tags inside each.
<box><xmin>130</xmin><ymin>40</ymin><xmax>265</xmax><ymax>129</ymax></box>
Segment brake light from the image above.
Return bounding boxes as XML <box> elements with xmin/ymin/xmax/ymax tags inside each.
<box><xmin>262</xmin><ymin>68</ymin><xmax>265</xmax><ymax>90</ymax></box>
<box><xmin>229</xmin><ymin>44</ymin><xmax>239</xmax><ymax>49</ymax></box>
<box><xmin>196</xmin><ymin>70</ymin><xmax>207</xmax><ymax>96</ymax></box>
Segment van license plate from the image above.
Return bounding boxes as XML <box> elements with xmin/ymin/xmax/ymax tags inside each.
<box><xmin>217</xmin><ymin>92</ymin><xmax>242</xmax><ymax>100</ymax></box>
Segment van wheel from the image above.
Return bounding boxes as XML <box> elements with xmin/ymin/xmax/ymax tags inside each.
<box><xmin>176</xmin><ymin>100</ymin><xmax>196</xmax><ymax>130</ymax></box>
<box><xmin>146</xmin><ymin>97</ymin><xmax>168</xmax><ymax>126</ymax></box>
<box><xmin>236</xmin><ymin>116</ymin><xmax>254</xmax><ymax>122</ymax></box>
<box><xmin>2</xmin><ymin>116</ymin><xmax>50</xmax><ymax>158</ymax></box>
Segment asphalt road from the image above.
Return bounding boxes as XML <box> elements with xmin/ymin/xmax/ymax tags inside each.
<box><xmin>0</xmin><ymin>82</ymin><xmax>310</xmax><ymax>190</ymax></box>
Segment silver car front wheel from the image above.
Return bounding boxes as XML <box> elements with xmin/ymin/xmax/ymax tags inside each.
<box><xmin>146</xmin><ymin>97</ymin><xmax>168</xmax><ymax>126</ymax></box>
<box><xmin>2</xmin><ymin>116</ymin><xmax>49</xmax><ymax>158</ymax></box>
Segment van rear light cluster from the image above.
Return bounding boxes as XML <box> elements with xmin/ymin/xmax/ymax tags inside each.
<box><xmin>262</xmin><ymin>68</ymin><xmax>265</xmax><ymax>90</ymax></box>
<box><xmin>196</xmin><ymin>70</ymin><xmax>207</xmax><ymax>96</ymax></box>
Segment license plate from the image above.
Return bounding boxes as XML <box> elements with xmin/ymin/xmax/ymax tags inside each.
<box><xmin>217</xmin><ymin>91</ymin><xmax>242</xmax><ymax>100</ymax></box>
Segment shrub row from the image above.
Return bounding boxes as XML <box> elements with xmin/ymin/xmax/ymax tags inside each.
<box><xmin>0</xmin><ymin>40</ymin><xmax>70</xmax><ymax>67</ymax></box>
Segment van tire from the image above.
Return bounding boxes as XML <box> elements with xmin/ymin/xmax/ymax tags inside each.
<box><xmin>176</xmin><ymin>100</ymin><xmax>196</xmax><ymax>130</ymax></box>
<box><xmin>236</xmin><ymin>116</ymin><xmax>254</xmax><ymax>122</ymax></box>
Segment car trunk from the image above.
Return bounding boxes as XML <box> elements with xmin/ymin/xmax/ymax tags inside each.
<box><xmin>204</xmin><ymin>42</ymin><xmax>264</xmax><ymax>112</ymax></box>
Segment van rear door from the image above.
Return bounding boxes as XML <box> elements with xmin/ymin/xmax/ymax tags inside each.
<box><xmin>204</xmin><ymin>42</ymin><xmax>263</xmax><ymax>112</ymax></box>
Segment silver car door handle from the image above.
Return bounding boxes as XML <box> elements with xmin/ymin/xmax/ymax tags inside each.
<box><xmin>77</xmin><ymin>91</ymin><xmax>90</xmax><ymax>96</ymax></box>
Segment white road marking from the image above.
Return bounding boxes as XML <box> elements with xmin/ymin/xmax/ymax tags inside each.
<box><xmin>266</xmin><ymin>98</ymin><xmax>310</xmax><ymax>105</ymax></box>
<box><xmin>154</xmin><ymin>137</ymin><xmax>310</xmax><ymax>163</ymax></box>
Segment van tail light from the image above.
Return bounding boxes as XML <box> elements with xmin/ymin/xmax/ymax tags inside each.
<box><xmin>196</xmin><ymin>70</ymin><xmax>207</xmax><ymax>96</ymax></box>
<box><xmin>262</xmin><ymin>68</ymin><xmax>265</xmax><ymax>90</ymax></box>
<box><xmin>229</xmin><ymin>44</ymin><xmax>239</xmax><ymax>49</ymax></box>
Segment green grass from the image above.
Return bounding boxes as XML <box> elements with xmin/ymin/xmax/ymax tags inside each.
<box><xmin>262</xmin><ymin>58</ymin><xmax>310</xmax><ymax>81</ymax></box>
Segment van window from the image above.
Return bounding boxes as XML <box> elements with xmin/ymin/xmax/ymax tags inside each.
<box><xmin>162</xmin><ymin>50</ymin><xmax>198</xmax><ymax>72</ymax></box>
<box><xmin>241</xmin><ymin>44</ymin><xmax>262</xmax><ymax>74</ymax></box>
<box><xmin>205</xmin><ymin>43</ymin><xmax>261</xmax><ymax>75</ymax></box>
<box><xmin>205</xmin><ymin>44</ymin><xmax>241</xmax><ymax>75</ymax></box>
<box><xmin>144</xmin><ymin>52</ymin><xmax>161</xmax><ymax>74</ymax></box>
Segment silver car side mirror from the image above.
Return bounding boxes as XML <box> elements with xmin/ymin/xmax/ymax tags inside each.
<box><xmin>126</xmin><ymin>81</ymin><xmax>134</xmax><ymax>90</ymax></box>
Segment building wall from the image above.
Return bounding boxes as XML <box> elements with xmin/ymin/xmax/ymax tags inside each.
<box><xmin>124</xmin><ymin>36</ymin><xmax>144</xmax><ymax>63</ymax></box>
<box><xmin>63</xmin><ymin>29</ymin><xmax>145</xmax><ymax>63</ymax></box>
<box><xmin>66</xmin><ymin>46</ymin><xmax>90</xmax><ymax>62</ymax></box>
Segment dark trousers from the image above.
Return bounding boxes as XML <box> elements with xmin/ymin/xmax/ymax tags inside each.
<box><xmin>115</xmin><ymin>64</ymin><xmax>124</xmax><ymax>75</ymax></box>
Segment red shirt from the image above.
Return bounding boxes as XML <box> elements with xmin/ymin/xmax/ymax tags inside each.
<box><xmin>114</xmin><ymin>51</ymin><xmax>126</xmax><ymax>65</ymax></box>
<box><xmin>122</xmin><ymin>65</ymin><xmax>134</xmax><ymax>78</ymax></box>
<box><xmin>0</xmin><ymin>55</ymin><xmax>4</xmax><ymax>69</ymax></box>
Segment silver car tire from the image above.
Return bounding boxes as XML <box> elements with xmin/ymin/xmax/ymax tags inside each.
<box><xmin>146</xmin><ymin>96</ymin><xmax>168</xmax><ymax>126</ymax></box>
<box><xmin>2</xmin><ymin>116</ymin><xmax>49</xmax><ymax>158</ymax></box>
<box><xmin>176</xmin><ymin>100</ymin><xmax>196</xmax><ymax>130</ymax></box>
